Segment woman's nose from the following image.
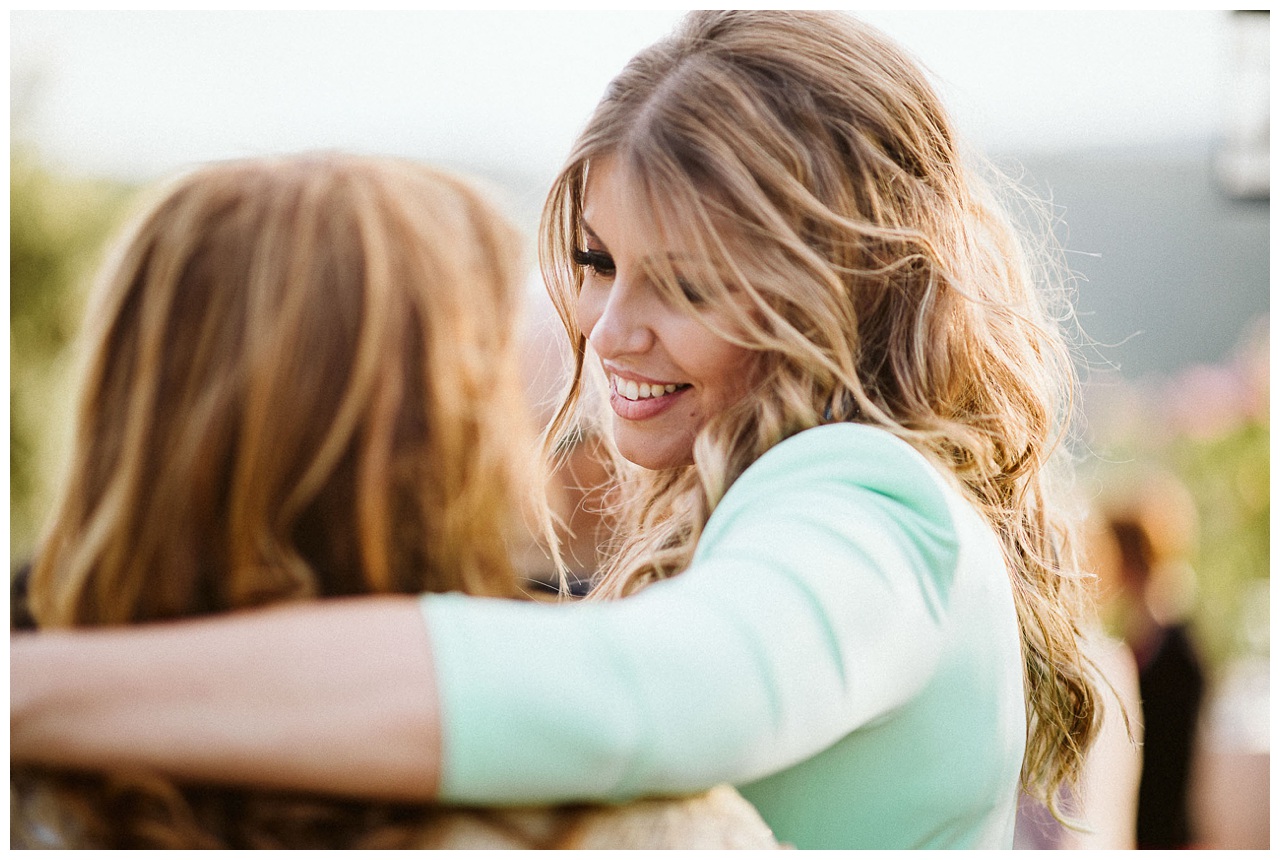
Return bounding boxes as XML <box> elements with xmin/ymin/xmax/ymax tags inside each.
<box><xmin>580</xmin><ymin>279</ymin><xmax>655</xmax><ymax>359</ymax></box>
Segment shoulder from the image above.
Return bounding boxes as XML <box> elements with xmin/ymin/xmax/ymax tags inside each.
<box><xmin>732</xmin><ymin>423</ymin><xmax>950</xmax><ymax>502</ymax></box>
<box><xmin>706</xmin><ymin>423</ymin><xmax>957</xmax><ymax>544</ymax></box>
<box><xmin>697</xmin><ymin>423</ymin><xmax>965</xmax><ymax>587</ymax></box>
<box><xmin>407</xmin><ymin>786</ymin><xmax>778</xmax><ymax>849</ymax></box>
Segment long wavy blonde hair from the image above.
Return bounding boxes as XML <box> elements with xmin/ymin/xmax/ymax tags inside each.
<box><xmin>16</xmin><ymin>153</ymin><xmax>544</xmax><ymax>847</ymax></box>
<box><xmin>541</xmin><ymin>10</ymin><xmax>1100</xmax><ymax>816</ymax></box>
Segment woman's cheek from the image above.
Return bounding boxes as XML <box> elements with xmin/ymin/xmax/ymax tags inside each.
<box><xmin>575</xmin><ymin>287</ymin><xmax>604</xmax><ymax>339</ymax></box>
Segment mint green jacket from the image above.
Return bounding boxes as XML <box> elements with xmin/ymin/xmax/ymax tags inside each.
<box><xmin>420</xmin><ymin>424</ymin><xmax>1026</xmax><ymax>849</ymax></box>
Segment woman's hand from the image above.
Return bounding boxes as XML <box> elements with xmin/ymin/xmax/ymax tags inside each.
<box><xmin>11</xmin><ymin>595</ymin><xmax>442</xmax><ymax>801</ymax></box>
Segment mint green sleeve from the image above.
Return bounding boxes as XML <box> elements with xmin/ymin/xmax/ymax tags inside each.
<box><xmin>420</xmin><ymin>423</ymin><xmax>962</xmax><ymax>805</ymax></box>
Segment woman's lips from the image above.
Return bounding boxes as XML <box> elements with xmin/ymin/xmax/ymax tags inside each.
<box><xmin>607</xmin><ymin>373</ymin><xmax>690</xmax><ymax>420</ymax></box>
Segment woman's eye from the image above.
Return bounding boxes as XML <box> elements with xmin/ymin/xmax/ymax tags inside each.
<box><xmin>571</xmin><ymin>248</ymin><xmax>616</xmax><ymax>278</ymax></box>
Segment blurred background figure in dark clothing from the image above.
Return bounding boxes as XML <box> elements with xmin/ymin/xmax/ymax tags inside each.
<box><xmin>1097</xmin><ymin>476</ymin><xmax>1206</xmax><ymax>849</ymax></box>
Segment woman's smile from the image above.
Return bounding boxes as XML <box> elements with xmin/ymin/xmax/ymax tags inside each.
<box><xmin>606</xmin><ymin>368</ymin><xmax>692</xmax><ymax>420</ymax></box>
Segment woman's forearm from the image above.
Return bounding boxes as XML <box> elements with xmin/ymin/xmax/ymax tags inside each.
<box><xmin>10</xmin><ymin>595</ymin><xmax>441</xmax><ymax>801</ymax></box>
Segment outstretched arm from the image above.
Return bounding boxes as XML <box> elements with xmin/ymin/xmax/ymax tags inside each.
<box><xmin>10</xmin><ymin>595</ymin><xmax>441</xmax><ymax>801</ymax></box>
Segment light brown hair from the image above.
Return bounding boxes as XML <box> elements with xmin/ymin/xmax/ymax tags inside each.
<box><xmin>16</xmin><ymin>153</ymin><xmax>542</xmax><ymax>847</ymax></box>
<box><xmin>540</xmin><ymin>10</ymin><xmax>1101</xmax><ymax>816</ymax></box>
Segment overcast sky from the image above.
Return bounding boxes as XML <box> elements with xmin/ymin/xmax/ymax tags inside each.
<box><xmin>13</xmin><ymin>10</ymin><xmax>1236</xmax><ymax>193</ymax></box>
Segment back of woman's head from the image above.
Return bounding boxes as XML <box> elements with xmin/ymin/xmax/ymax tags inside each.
<box><xmin>30</xmin><ymin>153</ymin><xmax>535</xmax><ymax>631</ymax></box>
<box><xmin>15</xmin><ymin>153</ymin><xmax>540</xmax><ymax>848</ymax></box>
<box><xmin>542</xmin><ymin>10</ymin><xmax>1097</xmax><ymax>817</ymax></box>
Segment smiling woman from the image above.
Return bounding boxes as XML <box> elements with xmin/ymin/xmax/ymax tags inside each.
<box><xmin>13</xmin><ymin>11</ymin><xmax>1108</xmax><ymax>850</ymax></box>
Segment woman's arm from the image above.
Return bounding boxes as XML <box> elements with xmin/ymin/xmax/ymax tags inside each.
<box><xmin>13</xmin><ymin>425</ymin><xmax>959</xmax><ymax>808</ymax></box>
<box><xmin>425</xmin><ymin>424</ymin><xmax>967</xmax><ymax>804</ymax></box>
<box><xmin>10</xmin><ymin>595</ymin><xmax>441</xmax><ymax>801</ymax></box>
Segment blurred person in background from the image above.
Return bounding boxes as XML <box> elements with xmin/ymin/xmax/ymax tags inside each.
<box><xmin>9</xmin><ymin>152</ymin><xmax>776</xmax><ymax>849</ymax></box>
<box><xmin>1096</xmin><ymin>475</ymin><xmax>1207</xmax><ymax>849</ymax></box>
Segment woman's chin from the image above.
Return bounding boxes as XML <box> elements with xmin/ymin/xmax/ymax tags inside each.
<box><xmin>612</xmin><ymin>428</ymin><xmax>695</xmax><ymax>472</ymax></box>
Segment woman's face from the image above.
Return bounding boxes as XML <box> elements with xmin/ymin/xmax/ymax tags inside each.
<box><xmin>575</xmin><ymin>159</ymin><xmax>760</xmax><ymax>470</ymax></box>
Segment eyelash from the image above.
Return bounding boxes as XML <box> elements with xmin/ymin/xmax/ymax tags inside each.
<box><xmin>571</xmin><ymin>248</ymin><xmax>616</xmax><ymax>277</ymax></box>
<box><xmin>571</xmin><ymin>247</ymin><xmax>705</xmax><ymax>304</ymax></box>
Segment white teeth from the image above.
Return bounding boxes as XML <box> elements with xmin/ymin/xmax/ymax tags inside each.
<box><xmin>614</xmin><ymin>375</ymin><xmax>681</xmax><ymax>401</ymax></box>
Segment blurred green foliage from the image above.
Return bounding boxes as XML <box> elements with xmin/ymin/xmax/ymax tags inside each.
<box><xmin>11</xmin><ymin>146</ymin><xmax>135</xmax><ymax>564</ymax></box>
<box><xmin>1166</xmin><ymin>412</ymin><xmax>1270</xmax><ymax>670</ymax></box>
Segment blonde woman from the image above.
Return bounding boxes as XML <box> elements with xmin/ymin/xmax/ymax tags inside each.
<box><xmin>9</xmin><ymin>153</ymin><xmax>776</xmax><ymax>849</ymax></box>
<box><xmin>13</xmin><ymin>12</ymin><xmax>1104</xmax><ymax>849</ymax></box>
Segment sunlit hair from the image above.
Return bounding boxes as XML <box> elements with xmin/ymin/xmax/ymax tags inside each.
<box><xmin>17</xmin><ymin>153</ymin><xmax>545</xmax><ymax>847</ymax></box>
<box><xmin>540</xmin><ymin>10</ymin><xmax>1101</xmax><ymax>819</ymax></box>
